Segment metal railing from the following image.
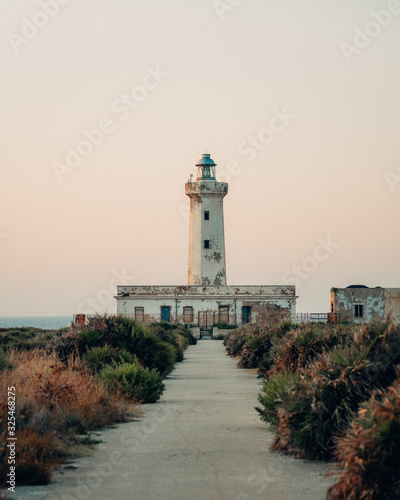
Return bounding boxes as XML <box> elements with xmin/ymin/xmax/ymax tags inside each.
<box><xmin>296</xmin><ymin>313</ymin><xmax>329</xmax><ymax>323</ymax></box>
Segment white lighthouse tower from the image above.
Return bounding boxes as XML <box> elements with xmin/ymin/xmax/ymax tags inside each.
<box><xmin>116</xmin><ymin>151</ymin><xmax>297</xmax><ymax>328</ymax></box>
<box><xmin>185</xmin><ymin>153</ymin><xmax>228</xmax><ymax>286</ymax></box>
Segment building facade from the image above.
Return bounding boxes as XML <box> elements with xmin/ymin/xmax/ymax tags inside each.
<box><xmin>331</xmin><ymin>286</ymin><xmax>400</xmax><ymax>324</ymax></box>
<box><xmin>117</xmin><ymin>285</ymin><xmax>296</xmax><ymax>326</ymax></box>
<box><xmin>116</xmin><ymin>153</ymin><xmax>297</xmax><ymax>328</ymax></box>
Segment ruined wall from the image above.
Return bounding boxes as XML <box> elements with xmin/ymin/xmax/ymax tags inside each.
<box><xmin>332</xmin><ymin>287</ymin><xmax>400</xmax><ymax>323</ymax></box>
<box><xmin>385</xmin><ymin>289</ymin><xmax>400</xmax><ymax>323</ymax></box>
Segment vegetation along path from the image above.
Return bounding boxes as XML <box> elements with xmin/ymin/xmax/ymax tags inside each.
<box><xmin>14</xmin><ymin>340</ymin><xmax>333</xmax><ymax>500</ymax></box>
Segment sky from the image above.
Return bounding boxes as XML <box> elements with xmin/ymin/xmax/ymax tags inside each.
<box><xmin>1</xmin><ymin>0</ymin><xmax>400</xmax><ymax>316</ymax></box>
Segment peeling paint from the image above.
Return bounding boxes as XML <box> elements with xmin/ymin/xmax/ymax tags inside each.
<box><xmin>186</xmin><ymin>177</ymin><xmax>228</xmax><ymax>287</ymax></box>
<box><xmin>115</xmin><ymin>155</ymin><xmax>298</xmax><ymax>325</ymax></box>
<box><xmin>116</xmin><ymin>285</ymin><xmax>297</xmax><ymax>324</ymax></box>
<box><xmin>331</xmin><ymin>287</ymin><xmax>400</xmax><ymax>324</ymax></box>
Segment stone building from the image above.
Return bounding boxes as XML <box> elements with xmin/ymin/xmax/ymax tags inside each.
<box><xmin>116</xmin><ymin>154</ymin><xmax>297</xmax><ymax>328</ymax></box>
<box><xmin>330</xmin><ymin>285</ymin><xmax>400</xmax><ymax>324</ymax></box>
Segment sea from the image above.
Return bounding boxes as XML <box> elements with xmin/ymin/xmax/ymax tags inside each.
<box><xmin>0</xmin><ymin>317</ymin><xmax>73</xmax><ymax>330</ymax></box>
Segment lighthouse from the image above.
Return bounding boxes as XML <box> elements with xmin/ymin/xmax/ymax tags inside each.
<box><xmin>185</xmin><ymin>154</ymin><xmax>228</xmax><ymax>286</ymax></box>
<box><xmin>116</xmin><ymin>151</ymin><xmax>297</xmax><ymax>329</ymax></box>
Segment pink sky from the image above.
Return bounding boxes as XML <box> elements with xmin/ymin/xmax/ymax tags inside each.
<box><xmin>1</xmin><ymin>0</ymin><xmax>400</xmax><ymax>315</ymax></box>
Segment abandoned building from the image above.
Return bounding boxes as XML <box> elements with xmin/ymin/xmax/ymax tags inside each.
<box><xmin>116</xmin><ymin>153</ymin><xmax>297</xmax><ymax>328</ymax></box>
<box><xmin>330</xmin><ymin>286</ymin><xmax>400</xmax><ymax>324</ymax></box>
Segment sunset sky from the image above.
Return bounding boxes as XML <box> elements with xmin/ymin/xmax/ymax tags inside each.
<box><xmin>1</xmin><ymin>0</ymin><xmax>400</xmax><ymax>316</ymax></box>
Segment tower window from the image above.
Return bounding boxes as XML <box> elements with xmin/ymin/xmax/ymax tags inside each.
<box><xmin>204</xmin><ymin>211</ymin><xmax>210</xmax><ymax>221</ymax></box>
<box><xmin>354</xmin><ymin>305</ymin><xmax>363</xmax><ymax>318</ymax></box>
<box><xmin>204</xmin><ymin>240</ymin><xmax>210</xmax><ymax>249</ymax></box>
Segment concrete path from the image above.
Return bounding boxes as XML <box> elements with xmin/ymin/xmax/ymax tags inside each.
<box><xmin>12</xmin><ymin>341</ymin><xmax>333</xmax><ymax>500</ymax></box>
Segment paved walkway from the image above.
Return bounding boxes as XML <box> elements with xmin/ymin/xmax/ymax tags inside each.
<box><xmin>13</xmin><ymin>341</ymin><xmax>333</xmax><ymax>500</ymax></box>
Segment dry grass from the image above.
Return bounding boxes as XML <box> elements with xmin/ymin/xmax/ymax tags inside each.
<box><xmin>0</xmin><ymin>349</ymin><xmax>129</xmax><ymax>487</ymax></box>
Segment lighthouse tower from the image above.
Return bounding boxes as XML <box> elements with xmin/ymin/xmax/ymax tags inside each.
<box><xmin>116</xmin><ymin>150</ymin><xmax>297</xmax><ymax>326</ymax></box>
<box><xmin>185</xmin><ymin>153</ymin><xmax>228</xmax><ymax>286</ymax></box>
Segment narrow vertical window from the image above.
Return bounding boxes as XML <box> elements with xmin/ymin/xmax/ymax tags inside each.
<box><xmin>183</xmin><ymin>306</ymin><xmax>194</xmax><ymax>324</ymax></box>
<box><xmin>219</xmin><ymin>305</ymin><xmax>230</xmax><ymax>324</ymax></box>
<box><xmin>354</xmin><ymin>304</ymin><xmax>363</xmax><ymax>318</ymax></box>
<box><xmin>135</xmin><ymin>307</ymin><xmax>144</xmax><ymax>323</ymax></box>
<box><xmin>204</xmin><ymin>211</ymin><xmax>210</xmax><ymax>221</ymax></box>
<box><xmin>204</xmin><ymin>240</ymin><xmax>210</xmax><ymax>249</ymax></box>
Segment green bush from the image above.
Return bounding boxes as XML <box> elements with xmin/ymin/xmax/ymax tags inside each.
<box><xmin>73</xmin><ymin>316</ymin><xmax>181</xmax><ymax>375</ymax></box>
<box><xmin>0</xmin><ymin>349</ymin><xmax>11</xmax><ymax>372</ymax></box>
<box><xmin>79</xmin><ymin>328</ymin><xmax>104</xmax><ymax>349</ymax></box>
<box><xmin>84</xmin><ymin>345</ymin><xmax>135</xmax><ymax>373</ymax></box>
<box><xmin>99</xmin><ymin>361</ymin><xmax>165</xmax><ymax>403</ymax></box>
<box><xmin>213</xmin><ymin>323</ymin><xmax>237</xmax><ymax>330</ymax></box>
<box><xmin>149</xmin><ymin>322</ymin><xmax>197</xmax><ymax>346</ymax></box>
<box><xmin>0</xmin><ymin>328</ymin><xmax>59</xmax><ymax>351</ymax></box>
<box><xmin>256</xmin><ymin>370</ymin><xmax>300</xmax><ymax>428</ymax></box>
<box><xmin>138</xmin><ymin>337</ymin><xmax>177</xmax><ymax>376</ymax></box>
<box><xmin>81</xmin><ymin>315</ymin><xmax>138</xmax><ymax>353</ymax></box>
<box><xmin>147</xmin><ymin>324</ymin><xmax>186</xmax><ymax>361</ymax></box>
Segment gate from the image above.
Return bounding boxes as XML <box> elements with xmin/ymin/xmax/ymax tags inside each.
<box><xmin>198</xmin><ymin>310</ymin><xmax>215</xmax><ymax>330</ymax></box>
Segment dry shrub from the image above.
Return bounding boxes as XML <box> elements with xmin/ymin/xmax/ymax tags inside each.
<box><xmin>5</xmin><ymin>350</ymin><xmax>127</xmax><ymax>433</ymax></box>
<box><xmin>0</xmin><ymin>429</ymin><xmax>60</xmax><ymax>486</ymax></box>
<box><xmin>224</xmin><ymin>326</ymin><xmax>250</xmax><ymax>357</ymax></box>
<box><xmin>270</xmin><ymin>346</ymin><xmax>375</xmax><ymax>460</ymax></box>
<box><xmin>0</xmin><ymin>349</ymin><xmax>128</xmax><ymax>486</ymax></box>
<box><xmin>267</xmin><ymin>323</ymin><xmax>350</xmax><ymax>376</ymax></box>
<box><xmin>238</xmin><ymin>327</ymin><xmax>273</xmax><ymax>370</ymax></box>
<box><xmin>328</xmin><ymin>371</ymin><xmax>400</xmax><ymax>500</ymax></box>
<box><xmin>269</xmin><ymin>321</ymin><xmax>400</xmax><ymax>461</ymax></box>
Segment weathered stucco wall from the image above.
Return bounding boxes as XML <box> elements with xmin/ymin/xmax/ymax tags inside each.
<box><xmin>186</xmin><ymin>181</ymin><xmax>228</xmax><ymax>286</ymax></box>
<box><xmin>385</xmin><ymin>289</ymin><xmax>400</xmax><ymax>323</ymax></box>
<box><xmin>116</xmin><ymin>285</ymin><xmax>297</xmax><ymax>325</ymax></box>
<box><xmin>331</xmin><ymin>287</ymin><xmax>400</xmax><ymax>323</ymax></box>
